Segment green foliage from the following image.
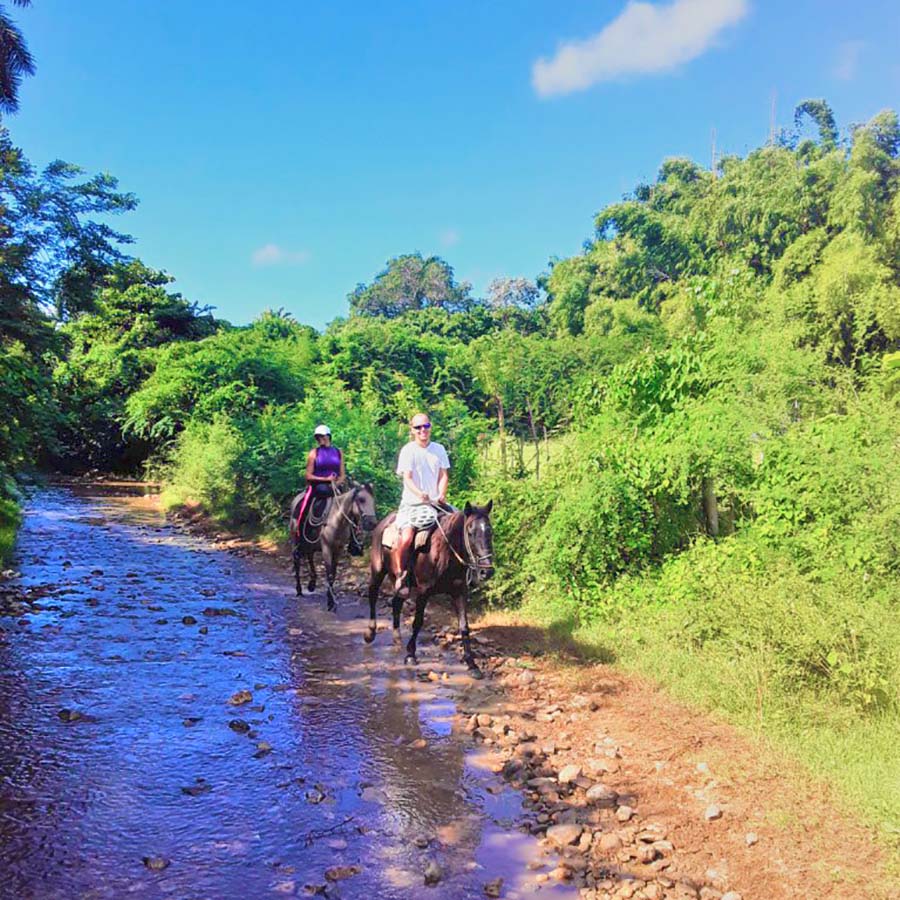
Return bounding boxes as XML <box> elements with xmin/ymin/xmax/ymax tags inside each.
<box><xmin>0</xmin><ymin>495</ymin><xmax>20</xmax><ymax>565</ymax></box>
<box><xmin>51</xmin><ymin>261</ymin><xmax>220</xmax><ymax>470</ymax></box>
<box><xmin>124</xmin><ymin>311</ymin><xmax>315</xmax><ymax>445</ymax></box>
<box><xmin>0</xmin><ymin>127</ymin><xmax>137</xmax><ymax>482</ymax></box>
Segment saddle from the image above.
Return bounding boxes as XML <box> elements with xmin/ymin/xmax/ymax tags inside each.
<box><xmin>381</xmin><ymin>523</ymin><xmax>435</xmax><ymax>552</ymax></box>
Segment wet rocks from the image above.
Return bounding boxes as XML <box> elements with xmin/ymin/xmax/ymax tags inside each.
<box><xmin>424</xmin><ymin>860</ymin><xmax>443</xmax><ymax>885</ymax></box>
<box><xmin>57</xmin><ymin>708</ymin><xmax>85</xmax><ymax>723</ymax></box>
<box><xmin>324</xmin><ymin>864</ymin><xmax>362</xmax><ymax>881</ymax></box>
<box><xmin>483</xmin><ymin>876</ymin><xmax>504</xmax><ymax>897</ymax></box>
<box><xmin>203</xmin><ymin>606</ymin><xmax>237</xmax><ymax>617</ymax></box>
<box><xmin>228</xmin><ymin>690</ymin><xmax>253</xmax><ymax>706</ymax></box>
<box><xmin>228</xmin><ymin>719</ymin><xmax>250</xmax><ymax>734</ymax></box>
<box><xmin>181</xmin><ymin>780</ymin><xmax>212</xmax><ymax>796</ymax></box>
<box><xmin>142</xmin><ymin>856</ymin><xmax>170</xmax><ymax>871</ymax></box>
<box><xmin>181</xmin><ymin>615</ymin><xmax>197</xmax><ymax>625</ymax></box>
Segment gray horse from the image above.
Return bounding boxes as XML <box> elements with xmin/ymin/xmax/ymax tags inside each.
<box><xmin>289</xmin><ymin>483</ymin><xmax>377</xmax><ymax>610</ymax></box>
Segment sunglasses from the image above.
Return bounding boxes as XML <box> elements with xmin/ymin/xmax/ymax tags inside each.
<box><xmin>412</xmin><ymin>423</ymin><xmax>432</xmax><ymax>431</ymax></box>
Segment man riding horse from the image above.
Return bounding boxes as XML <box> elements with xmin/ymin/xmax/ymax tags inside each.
<box><xmin>393</xmin><ymin>412</ymin><xmax>450</xmax><ymax>599</ymax></box>
<box><xmin>365</xmin><ymin>411</ymin><xmax>494</xmax><ymax>677</ymax></box>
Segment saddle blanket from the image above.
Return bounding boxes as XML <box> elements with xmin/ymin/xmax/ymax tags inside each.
<box><xmin>382</xmin><ymin>524</ymin><xmax>433</xmax><ymax>551</ymax></box>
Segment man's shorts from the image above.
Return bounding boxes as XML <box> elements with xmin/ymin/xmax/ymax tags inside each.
<box><xmin>395</xmin><ymin>503</ymin><xmax>438</xmax><ymax>531</ymax></box>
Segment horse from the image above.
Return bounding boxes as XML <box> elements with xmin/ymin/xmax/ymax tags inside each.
<box><xmin>289</xmin><ymin>482</ymin><xmax>377</xmax><ymax>610</ymax></box>
<box><xmin>363</xmin><ymin>501</ymin><xmax>494</xmax><ymax>678</ymax></box>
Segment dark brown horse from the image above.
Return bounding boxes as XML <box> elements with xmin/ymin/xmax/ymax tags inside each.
<box><xmin>364</xmin><ymin>501</ymin><xmax>494</xmax><ymax>678</ymax></box>
<box><xmin>289</xmin><ymin>483</ymin><xmax>377</xmax><ymax>610</ymax></box>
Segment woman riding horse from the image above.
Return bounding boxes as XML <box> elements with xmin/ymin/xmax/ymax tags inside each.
<box><xmin>294</xmin><ymin>424</ymin><xmax>345</xmax><ymax>544</ymax></box>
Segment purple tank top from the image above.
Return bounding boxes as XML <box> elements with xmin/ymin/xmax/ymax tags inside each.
<box><xmin>312</xmin><ymin>446</ymin><xmax>341</xmax><ymax>494</ymax></box>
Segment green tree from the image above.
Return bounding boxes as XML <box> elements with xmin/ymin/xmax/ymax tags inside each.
<box><xmin>348</xmin><ymin>253</ymin><xmax>473</xmax><ymax>318</ymax></box>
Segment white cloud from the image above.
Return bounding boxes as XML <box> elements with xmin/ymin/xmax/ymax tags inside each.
<box><xmin>532</xmin><ymin>0</ymin><xmax>749</xmax><ymax>97</ymax></box>
<box><xmin>439</xmin><ymin>228</ymin><xmax>461</xmax><ymax>248</ymax></box>
<box><xmin>251</xmin><ymin>243</ymin><xmax>311</xmax><ymax>266</ymax></box>
<box><xmin>834</xmin><ymin>40</ymin><xmax>864</xmax><ymax>81</ymax></box>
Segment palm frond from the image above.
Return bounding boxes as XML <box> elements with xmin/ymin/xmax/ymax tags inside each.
<box><xmin>0</xmin><ymin>7</ymin><xmax>35</xmax><ymax>114</ymax></box>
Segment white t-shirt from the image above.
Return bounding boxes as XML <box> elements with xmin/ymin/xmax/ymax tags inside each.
<box><xmin>396</xmin><ymin>441</ymin><xmax>450</xmax><ymax>506</ymax></box>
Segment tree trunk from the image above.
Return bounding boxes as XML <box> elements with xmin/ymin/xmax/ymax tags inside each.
<box><xmin>526</xmin><ymin>397</ymin><xmax>540</xmax><ymax>481</ymax></box>
<box><xmin>497</xmin><ymin>395</ymin><xmax>507</xmax><ymax>475</ymax></box>
<box><xmin>703</xmin><ymin>477</ymin><xmax>719</xmax><ymax>538</ymax></box>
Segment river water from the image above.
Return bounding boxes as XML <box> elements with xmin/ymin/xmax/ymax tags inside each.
<box><xmin>0</xmin><ymin>486</ymin><xmax>575</xmax><ymax>900</ymax></box>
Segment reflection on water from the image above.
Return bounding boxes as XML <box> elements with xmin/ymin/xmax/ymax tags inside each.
<box><xmin>0</xmin><ymin>487</ymin><xmax>576</xmax><ymax>899</ymax></box>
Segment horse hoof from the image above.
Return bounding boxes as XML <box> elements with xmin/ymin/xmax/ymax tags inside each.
<box><xmin>404</xmin><ymin>655</ymin><xmax>418</xmax><ymax>666</ymax></box>
<box><xmin>363</xmin><ymin>628</ymin><xmax>376</xmax><ymax>644</ymax></box>
<box><xmin>468</xmin><ymin>665</ymin><xmax>484</xmax><ymax>680</ymax></box>
<box><xmin>307</xmin><ymin>583</ymin><xmax>316</xmax><ymax>592</ymax></box>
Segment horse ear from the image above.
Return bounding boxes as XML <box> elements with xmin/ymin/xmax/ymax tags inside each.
<box><xmin>485</xmin><ymin>499</ymin><xmax>493</xmax><ymax>515</ymax></box>
<box><xmin>464</xmin><ymin>501</ymin><xmax>473</xmax><ymax>515</ymax></box>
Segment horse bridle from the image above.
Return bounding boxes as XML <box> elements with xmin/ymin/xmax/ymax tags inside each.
<box><xmin>433</xmin><ymin>509</ymin><xmax>494</xmax><ymax>588</ymax></box>
<box><xmin>331</xmin><ymin>483</ymin><xmax>369</xmax><ymax>542</ymax></box>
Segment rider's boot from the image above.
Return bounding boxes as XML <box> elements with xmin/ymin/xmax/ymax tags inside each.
<box><xmin>394</xmin><ymin>569</ymin><xmax>411</xmax><ymax>600</ymax></box>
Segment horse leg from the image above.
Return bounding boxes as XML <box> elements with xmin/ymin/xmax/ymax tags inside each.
<box><xmin>392</xmin><ymin>593</ymin><xmax>404</xmax><ymax>645</ymax></box>
<box><xmin>306</xmin><ymin>552</ymin><xmax>316</xmax><ymax>593</ymax></box>
<box><xmin>323</xmin><ymin>539</ymin><xmax>338</xmax><ymax>612</ymax></box>
<box><xmin>365</xmin><ymin>566</ymin><xmax>387</xmax><ymax>644</ymax></box>
<box><xmin>292</xmin><ymin>543</ymin><xmax>303</xmax><ymax>596</ymax></box>
<box><xmin>405</xmin><ymin>590</ymin><xmax>428</xmax><ymax>666</ymax></box>
<box><xmin>452</xmin><ymin>589</ymin><xmax>482</xmax><ymax>679</ymax></box>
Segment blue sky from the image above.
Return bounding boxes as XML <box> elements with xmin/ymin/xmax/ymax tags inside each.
<box><xmin>11</xmin><ymin>0</ymin><xmax>900</xmax><ymax>327</ymax></box>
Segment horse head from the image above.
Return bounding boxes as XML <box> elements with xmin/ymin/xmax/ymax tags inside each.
<box><xmin>463</xmin><ymin>500</ymin><xmax>495</xmax><ymax>584</ymax></box>
<box><xmin>352</xmin><ymin>482</ymin><xmax>378</xmax><ymax>532</ymax></box>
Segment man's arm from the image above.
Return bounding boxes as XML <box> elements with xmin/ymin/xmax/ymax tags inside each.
<box><xmin>436</xmin><ymin>468</ymin><xmax>449</xmax><ymax>504</ymax></box>
<box><xmin>402</xmin><ymin>470</ymin><xmax>430</xmax><ymax>502</ymax></box>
